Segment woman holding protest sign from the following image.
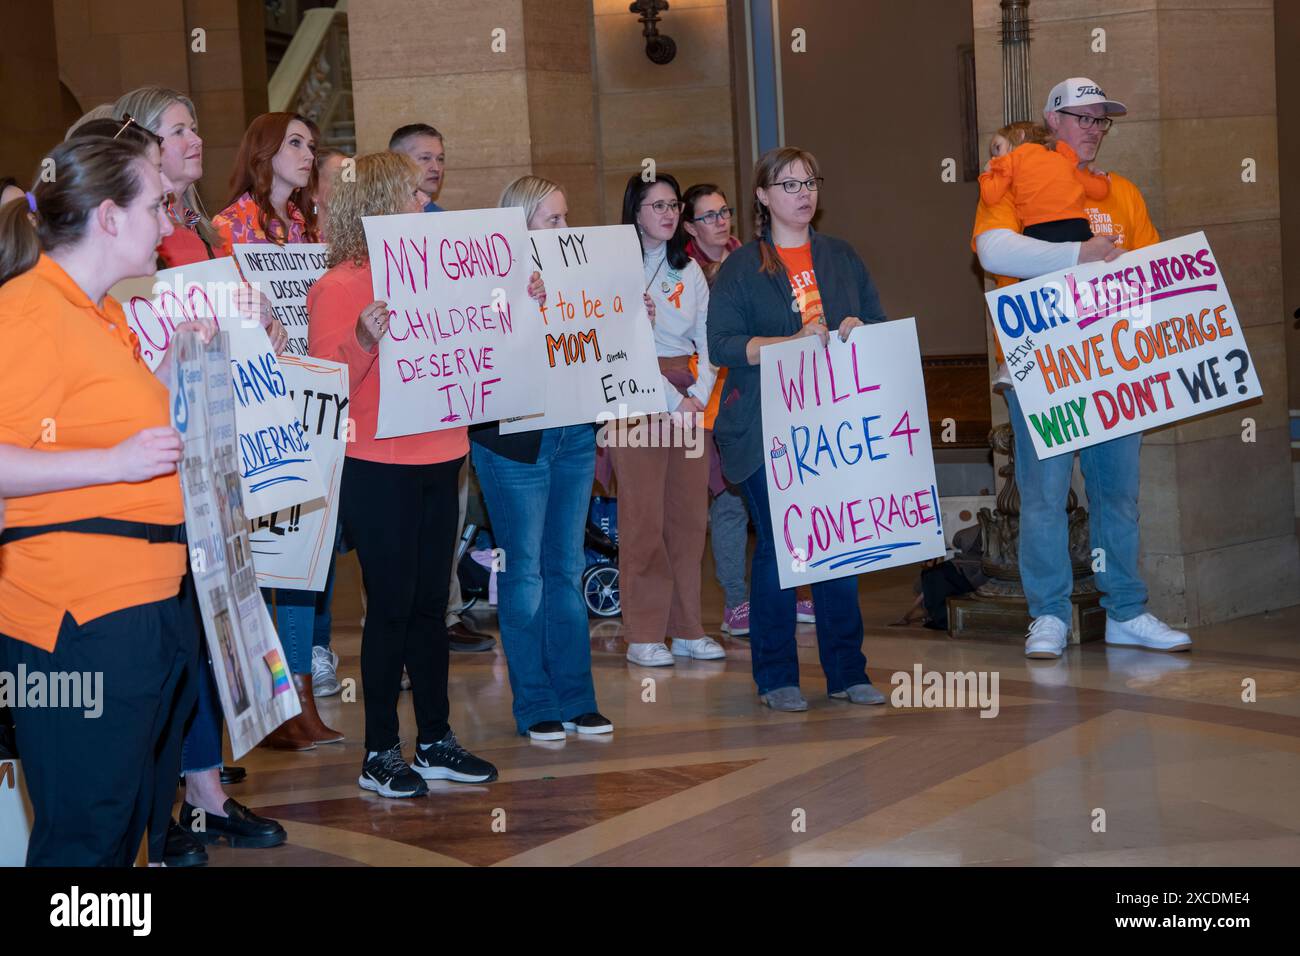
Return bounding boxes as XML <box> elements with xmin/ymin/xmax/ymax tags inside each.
<box><xmin>706</xmin><ymin>146</ymin><xmax>887</xmax><ymax>712</ymax></box>
<box><xmin>0</xmin><ymin>135</ymin><xmax>217</xmax><ymax>865</ymax></box>
<box><xmin>308</xmin><ymin>152</ymin><xmax>548</xmax><ymax>797</ymax></box>
<box><xmin>467</xmin><ymin>175</ymin><xmax>613</xmax><ymax>742</ymax></box>
<box><xmin>613</xmin><ymin>172</ymin><xmax>725</xmax><ymax>668</ymax></box>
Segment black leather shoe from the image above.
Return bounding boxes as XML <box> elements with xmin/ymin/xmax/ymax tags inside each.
<box><xmin>164</xmin><ymin>819</ymin><xmax>208</xmax><ymax>867</ymax></box>
<box><xmin>448</xmin><ymin>621</ymin><xmax>496</xmax><ymax>653</ymax></box>
<box><xmin>220</xmin><ymin>765</ymin><xmax>246</xmax><ymax>785</ymax></box>
<box><xmin>180</xmin><ymin>799</ymin><xmax>287</xmax><ymax>849</ymax></box>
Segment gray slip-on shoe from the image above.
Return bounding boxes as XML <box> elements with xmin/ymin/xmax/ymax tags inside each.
<box><xmin>830</xmin><ymin>683</ymin><xmax>887</xmax><ymax>705</ymax></box>
<box><xmin>760</xmin><ymin>686</ymin><xmax>809</xmax><ymax>712</ymax></box>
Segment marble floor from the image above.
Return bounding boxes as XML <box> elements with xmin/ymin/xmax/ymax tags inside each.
<box><xmin>204</xmin><ymin>551</ymin><xmax>1300</xmax><ymax>867</ymax></box>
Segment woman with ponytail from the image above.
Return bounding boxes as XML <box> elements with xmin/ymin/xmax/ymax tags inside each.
<box><xmin>706</xmin><ymin>146</ymin><xmax>888</xmax><ymax>713</ymax></box>
<box><xmin>0</xmin><ymin>136</ymin><xmax>215</xmax><ymax>865</ymax></box>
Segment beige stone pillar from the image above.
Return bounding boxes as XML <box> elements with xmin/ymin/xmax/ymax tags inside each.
<box><xmin>0</xmin><ymin>1</ymin><xmax>66</xmax><ymax>181</ymax></box>
<box><xmin>973</xmin><ymin>0</ymin><xmax>1300</xmax><ymax>625</ymax></box>
<box><xmin>348</xmin><ymin>0</ymin><xmax>600</xmax><ymax>225</ymax></box>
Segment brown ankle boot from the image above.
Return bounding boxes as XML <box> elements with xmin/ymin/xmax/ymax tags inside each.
<box><xmin>294</xmin><ymin>672</ymin><xmax>345</xmax><ymax>743</ymax></box>
<box><xmin>259</xmin><ymin>716</ymin><xmax>318</xmax><ymax>751</ymax></box>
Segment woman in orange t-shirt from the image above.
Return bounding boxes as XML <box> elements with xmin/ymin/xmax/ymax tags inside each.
<box><xmin>0</xmin><ymin>136</ymin><xmax>217</xmax><ymax>866</ymax></box>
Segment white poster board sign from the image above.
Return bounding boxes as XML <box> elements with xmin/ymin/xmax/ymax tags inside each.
<box><xmin>232</xmin><ymin>243</ymin><xmax>328</xmax><ymax>358</ymax></box>
<box><xmin>985</xmin><ymin>231</ymin><xmax>1262</xmax><ymax>459</ymax></box>
<box><xmin>113</xmin><ymin>257</ymin><xmax>326</xmax><ymax>516</ymax></box>
<box><xmin>362</xmin><ymin>207</ymin><xmax>543</xmax><ymax>436</ymax></box>
<box><xmin>760</xmin><ymin>318</ymin><xmax>945</xmax><ymax>589</ymax></box>
<box><xmin>249</xmin><ymin>356</ymin><xmax>348</xmax><ymax>592</ymax></box>
<box><xmin>500</xmin><ymin>225</ymin><xmax>666</xmax><ymax>433</ymax></box>
<box><xmin>172</xmin><ymin>331</ymin><xmax>301</xmax><ymax>760</ymax></box>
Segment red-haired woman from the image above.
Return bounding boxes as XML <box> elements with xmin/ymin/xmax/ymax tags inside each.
<box><xmin>213</xmin><ymin>112</ymin><xmax>319</xmax><ymax>248</ymax></box>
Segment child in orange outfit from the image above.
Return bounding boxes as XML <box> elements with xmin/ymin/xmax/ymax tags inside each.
<box><xmin>979</xmin><ymin>121</ymin><xmax>1109</xmax><ymax>243</ymax></box>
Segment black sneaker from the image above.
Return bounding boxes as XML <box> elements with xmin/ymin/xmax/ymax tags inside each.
<box><xmin>563</xmin><ymin>712</ymin><xmax>614</xmax><ymax>735</ymax></box>
<box><xmin>528</xmin><ymin>720</ymin><xmax>566</xmax><ymax>741</ymax></box>
<box><xmin>359</xmin><ymin>746</ymin><xmax>429</xmax><ymax>798</ymax></box>
<box><xmin>412</xmin><ymin>731</ymin><xmax>498</xmax><ymax>782</ymax></box>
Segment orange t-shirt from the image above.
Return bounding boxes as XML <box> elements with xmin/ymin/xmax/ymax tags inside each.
<box><xmin>978</xmin><ymin>141</ymin><xmax>1109</xmax><ymax>227</ymax></box>
<box><xmin>0</xmin><ymin>256</ymin><xmax>186</xmax><ymax>650</ymax></box>
<box><xmin>306</xmin><ymin>260</ymin><xmax>468</xmax><ymax>465</ymax></box>
<box><xmin>776</xmin><ymin>243</ymin><xmax>824</xmax><ymax>326</ymax></box>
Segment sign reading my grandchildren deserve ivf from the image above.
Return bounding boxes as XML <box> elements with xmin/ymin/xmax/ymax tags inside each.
<box><xmin>232</xmin><ymin>242</ymin><xmax>328</xmax><ymax>357</ymax></box>
<box><xmin>362</xmin><ymin>208</ymin><xmax>543</xmax><ymax>437</ymax></box>
<box><xmin>500</xmin><ymin>225</ymin><xmax>665</xmax><ymax>433</ymax></box>
<box><xmin>986</xmin><ymin>231</ymin><xmax>1262</xmax><ymax>460</ymax></box>
<box><xmin>113</xmin><ymin>257</ymin><xmax>326</xmax><ymax>517</ymax></box>
<box><xmin>760</xmin><ymin>317</ymin><xmax>945</xmax><ymax>589</ymax></box>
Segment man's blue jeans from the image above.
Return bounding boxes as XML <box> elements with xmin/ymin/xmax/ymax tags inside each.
<box><xmin>472</xmin><ymin>425</ymin><xmax>599</xmax><ymax>735</ymax></box>
<box><xmin>739</xmin><ymin>468</ymin><xmax>869</xmax><ymax>696</ymax></box>
<box><xmin>1005</xmin><ymin>388</ymin><xmax>1147</xmax><ymax>624</ymax></box>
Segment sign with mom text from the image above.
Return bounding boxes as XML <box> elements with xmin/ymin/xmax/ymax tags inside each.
<box><xmin>987</xmin><ymin>232</ymin><xmax>1261</xmax><ymax>460</ymax></box>
<box><xmin>761</xmin><ymin>318</ymin><xmax>946</xmax><ymax>589</ymax></box>
<box><xmin>112</xmin><ymin>256</ymin><xmax>326</xmax><ymax>517</ymax></box>
<box><xmin>232</xmin><ymin>242</ymin><xmax>328</xmax><ymax>358</ymax></box>
<box><xmin>363</xmin><ymin>208</ymin><xmax>542</xmax><ymax>437</ymax></box>
<box><xmin>501</xmin><ymin>224</ymin><xmax>665</xmax><ymax>433</ymax></box>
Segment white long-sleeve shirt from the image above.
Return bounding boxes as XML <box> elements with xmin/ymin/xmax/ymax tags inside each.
<box><xmin>643</xmin><ymin>242</ymin><xmax>716</xmax><ymax>411</ymax></box>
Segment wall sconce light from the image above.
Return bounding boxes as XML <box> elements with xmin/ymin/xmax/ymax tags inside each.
<box><xmin>630</xmin><ymin>0</ymin><xmax>676</xmax><ymax>65</ymax></box>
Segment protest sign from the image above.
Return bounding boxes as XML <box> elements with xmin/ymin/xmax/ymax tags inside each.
<box><xmin>986</xmin><ymin>231</ymin><xmax>1261</xmax><ymax>459</ymax></box>
<box><xmin>249</xmin><ymin>356</ymin><xmax>349</xmax><ymax>591</ymax></box>
<box><xmin>232</xmin><ymin>243</ymin><xmax>328</xmax><ymax>358</ymax></box>
<box><xmin>171</xmin><ymin>330</ymin><xmax>301</xmax><ymax>760</ymax></box>
<box><xmin>362</xmin><ymin>207</ymin><xmax>543</xmax><ymax>436</ymax></box>
<box><xmin>113</xmin><ymin>257</ymin><xmax>326</xmax><ymax>516</ymax></box>
<box><xmin>500</xmin><ymin>225</ymin><xmax>665</xmax><ymax>433</ymax></box>
<box><xmin>760</xmin><ymin>317</ymin><xmax>945</xmax><ymax>589</ymax></box>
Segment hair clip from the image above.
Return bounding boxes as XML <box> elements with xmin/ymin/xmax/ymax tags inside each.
<box><xmin>25</xmin><ymin>191</ymin><xmax>37</xmax><ymax>213</ymax></box>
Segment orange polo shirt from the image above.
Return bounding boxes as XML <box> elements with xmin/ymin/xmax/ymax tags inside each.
<box><xmin>0</xmin><ymin>256</ymin><xmax>186</xmax><ymax>650</ymax></box>
<box><xmin>307</xmin><ymin>260</ymin><xmax>468</xmax><ymax>465</ymax></box>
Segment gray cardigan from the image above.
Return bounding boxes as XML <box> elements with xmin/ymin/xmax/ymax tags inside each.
<box><xmin>706</xmin><ymin>231</ymin><xmax>887</xmax><ymax>484</ymax></box>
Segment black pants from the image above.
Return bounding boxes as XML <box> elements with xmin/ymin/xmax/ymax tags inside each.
<box><xmin>1024</xmin><ymin>217</ymin><xmax>1093</xmax><ymax>243</ymax></box>
<box><xmin>340</xmin><ymin>455</ymin><xmax>462</xmax><ymax>752</ymax></box>
<box><xmin>0</xmin><ymin>595</ymin><xmax>194</xmax><ymax>866</ymax></box>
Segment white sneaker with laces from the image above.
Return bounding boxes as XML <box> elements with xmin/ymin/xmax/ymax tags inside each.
<box><xmin>1105</xmin><ymin>613</ymin><xmax>1192</xmax><ymax>652</ymax></box>
<box><xmin>626</xmin><ymin>642</ymin><xmax>675</xmax><ymax>667</ymax></box>
<box><xmin>671</xmin><ymin>636</ymin><xmax>727</xmax><ymax>660</ymax></box>
<box><xmin>311</xmin><ymin>645</ymin><xmax>340</xmax><ymax>697</ymax></box>
<box><xmin>1025</xmin><ymin>616</ymin><xmax>1069</xmax><ymax>659</ymax></box>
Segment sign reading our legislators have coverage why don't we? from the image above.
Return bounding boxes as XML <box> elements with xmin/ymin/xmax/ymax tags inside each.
<box><xmin>232</xmin><ymin>242</ymin><xmax>328</xmax><ymax>358</ymax></box>
<box><xmin>112</xmin><ymin>256</ymin><xmax>326</xmax><ymax>518</ymax></box>
<box><xmin>987</xmin><ymin>231</ymin><xmax>1262</xmax><ymax>460</ymax></box>
<box><xmin>501</xmin><ymin>224</ymin><xmax>665</xmax><ymax>433</ymax></box>
<box><xmin>761</xmin><ymin>317</ymin><xmax>946</xmax><ymax>589</ymax></box>
<box><xmin>363</xmin><ymin>207</ymin><xmax>543</xmax><ymax>437</ymax></box>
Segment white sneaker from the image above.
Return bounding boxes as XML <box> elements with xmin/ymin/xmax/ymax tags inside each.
<box><xmin>671</xmin><ymin>636</ymin><xmax>727</xmax><ymax>660</ymax></box>
<box><xmin>1105</xmin><ymin>613</ymin><xmax>1192</xmax><ymax>652</ymax></box>
<box><xmin>311</xmin><ymin>645</ymin><xmax>340</xmax><ymax>697</ymax></box>
<box><xmin>626</xmin><ymin>642</ymin><xmax>675</xmax><ymax>667</ymax></box>
<box><xmin>992</xmin><ymin>361</ymin><xmax>1013</xmax><ymax>394</ymax></box>
<box><xmin>1025</xmin><ymin>616</ymin><xmax>1069</xmax><ymax>659</ymax></box>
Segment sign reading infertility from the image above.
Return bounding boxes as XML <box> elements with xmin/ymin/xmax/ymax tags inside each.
<box><xmin>986</xmin><ymin>232</ymin><xmax>1261</xmax><ymax>459</ymax></box>
<box><xmin>362</xmin><ymin>207</ymin><xmax>543</xmax><ymax>436</ymax></box>
<box><xmin>501</xmin><ymin>225</ymin><xmax>665</xmax><ymax>433</ymax></box>
<box><xmin>171</xmin><ymin>330</ymin><xmax>301</xmax><ymax>760</ymax></box>
<box><xmin>232</xmin><ymin>242</ymin><xmax>328</xmax><ymax>357</ymax></box>
<box><xmin>760</xmin><ymin>318</ymin><xmax>945</xmax><ymax>589</ymax></box>
<box><xmin>114</xmin><ymin>257</ymin><xmax>326</xmax><ymax>516</ymax></box>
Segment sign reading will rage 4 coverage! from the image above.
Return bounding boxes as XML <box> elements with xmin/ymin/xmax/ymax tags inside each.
<box><xmin>987</xmin><ymin>232</ymin><xmax>1262</xmax><ymax>460</ymax></box>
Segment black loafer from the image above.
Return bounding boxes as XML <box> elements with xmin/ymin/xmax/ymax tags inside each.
<box><xmin>180</xmin><ymin>799</ymin><xmax>287</xmax><ymax>849</ymax></box>
<box><xmin>220</xmin><ymin>765</ymin><xmax>246</xmax><ymax>785</ymax></box>
<box><xmin>164</xmin><ymin>819</ymin><xmax>208</xmax><ymax>867</ymax></box>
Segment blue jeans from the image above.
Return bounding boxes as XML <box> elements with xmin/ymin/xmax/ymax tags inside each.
<box><xmin>263</xmin><ymin>587</ymin><xmax>314</xmax><ymax>674</ymax></box>
<box><xmin>1005</xmin><ymin>389</ymin><xmax>1147</xmax><ymax>623</ymax></box>
<box><xmin>739</xmin><ymin>468</ymin><xmax>869</xmax><ymax>696</ymax></box>
<box><xmin>472</xmin><ymin>426</ymin><xmax>599</xmax><ymax>734</ymax></box>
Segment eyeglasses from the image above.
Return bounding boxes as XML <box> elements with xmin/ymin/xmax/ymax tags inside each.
<box><xmin>691</xmin><ymin>206</ymin><xmax>734</xmax><ymax>226</ymax></box>
<box><xmin>640</xmin><ymin>199</ymin><xmax>682</xmax><ymax>215</ymax></box>
<box><xmin>772</xmin><ymin>177</ymin><xmax>823</xmax><ymax>194</ymax></box>
<box><xmin>113</xmin><ymin>114</ymin><xmax>141</xmax><ymax>140</ymax></box>
<box><xmin>1058</xmin><ymin>110</ymin><xmax>1114</xmax><ymax>131</ymax></box>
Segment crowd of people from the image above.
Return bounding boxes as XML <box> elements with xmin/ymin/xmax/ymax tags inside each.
<box><xmin>0</xmin><ymin>73</ymin><xmax>1192</xmax><ymax>866</ymax></box>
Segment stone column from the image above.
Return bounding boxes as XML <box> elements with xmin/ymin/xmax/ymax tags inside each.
<box><xmin>348</xmin><ymin>0</ymin><xmax>600</xmax><ymax>224</ymax></box>
<box><xmin>0</xmin><ymin>1</ymin><xmax>66</xmax><ymax>180</ymax></box>
<box><xmin>972</xmin><ymin>0</ymin><xmax>1300</xmax><ymax>626</ymax></box>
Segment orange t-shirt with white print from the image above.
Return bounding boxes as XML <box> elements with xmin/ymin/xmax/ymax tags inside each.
<box><xmin>776</xmin><ymin>243</ymin><xmax>824</xmax><ymax>326</ymax></box>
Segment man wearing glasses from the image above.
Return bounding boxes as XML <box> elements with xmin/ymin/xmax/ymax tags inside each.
<box><xmin>971</xmin><ymin>77</ymin><xmax>1193</xmax><ymax>659</ymax></box>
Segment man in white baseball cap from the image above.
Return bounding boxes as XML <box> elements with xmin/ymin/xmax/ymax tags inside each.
<box><xmin>971</xmin><ymin>77</ymin><xmax>1193</xmax><ymax>659</ymax></box>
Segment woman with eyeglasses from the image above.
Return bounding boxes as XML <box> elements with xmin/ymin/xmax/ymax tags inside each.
<box><xmin>613</xmin><ymin>173</ymin><xmax>725</xmax><ymax>667</ymax></box>
<box><xmin>706</xmin><ymin>146</ymin><xmax>889</xmax><ymax>712</ymax></box>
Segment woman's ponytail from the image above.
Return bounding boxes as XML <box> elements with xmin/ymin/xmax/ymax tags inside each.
<box><xmin>0</xmin><ymin>193</ymin><xmax>40</xmax><ymax>287</ymax></box>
